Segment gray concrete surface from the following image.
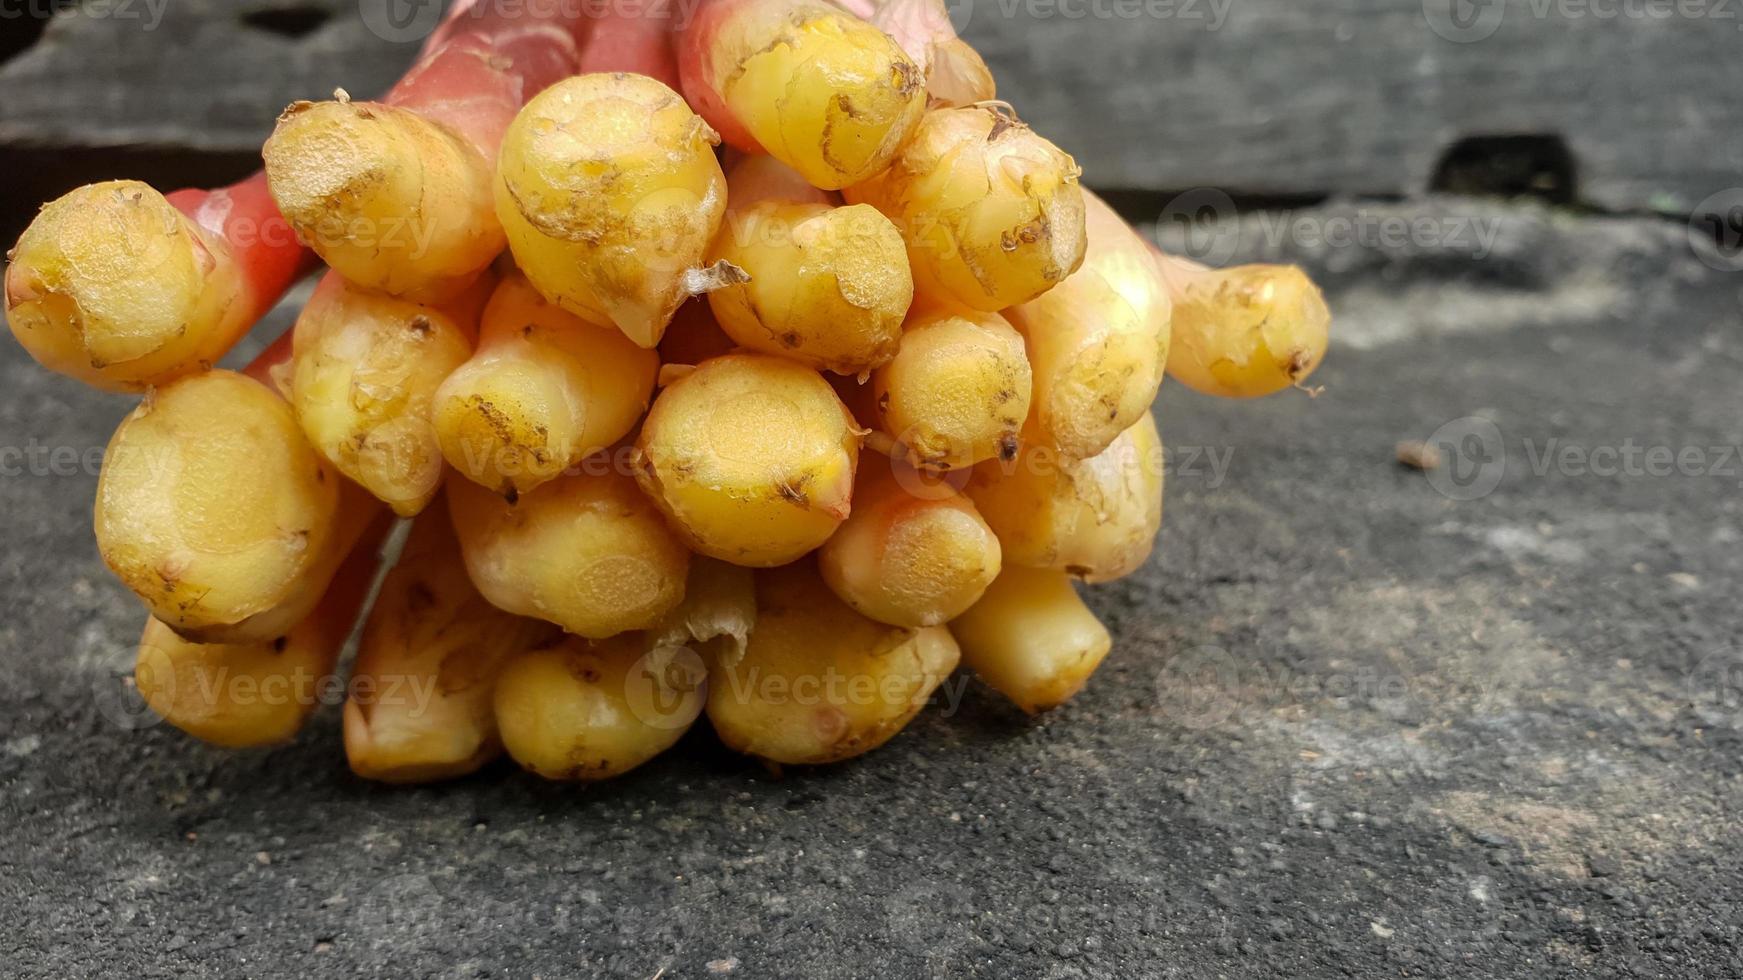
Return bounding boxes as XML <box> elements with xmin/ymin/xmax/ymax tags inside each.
<box><xmin>3</xmin><ymin>196</ymin><xmax>1741</xmax><ymax>978</ymax></box>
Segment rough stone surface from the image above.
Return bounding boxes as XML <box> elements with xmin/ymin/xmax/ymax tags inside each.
<box><xmin>4</xmin><ymin>197</ymin><xmax>1742</xmax><ymax>977</ymax></box>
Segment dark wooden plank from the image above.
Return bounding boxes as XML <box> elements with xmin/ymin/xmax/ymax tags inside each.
<box><xmin>0</xmin><ymin>0</ymin><xmax>414</xmax><ymax>151</ymax></box>
<box><xmin>965</xmin><ymin>0</ymin><xmax>1743</xmax><ymax>211</ymax></box>
<box><xmin>0</xmin><ymin>0</ymin><xmax>1737</xmax><ymax>212</ymax></box>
